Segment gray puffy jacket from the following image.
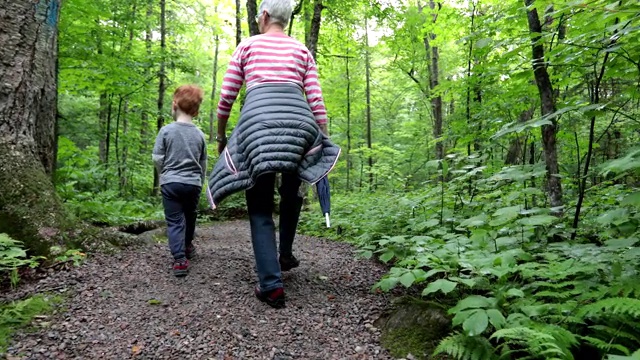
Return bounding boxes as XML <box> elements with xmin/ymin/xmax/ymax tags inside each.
<box><xmin>206</xmin><ymin>83</ymin><xmax>341</xmax><ymax>209</ymax></box>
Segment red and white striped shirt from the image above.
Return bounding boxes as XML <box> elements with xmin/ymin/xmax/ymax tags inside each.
<box><xmin>217</xmin><ymin>33</ymin><xmax>328</xmax><ymax>125</ymax></box>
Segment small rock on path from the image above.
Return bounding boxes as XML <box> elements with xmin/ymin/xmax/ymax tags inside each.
<box><xmin>4</xmin><ymin>220</ymin><xmax>394</xmax><ymax>359</ymax></box>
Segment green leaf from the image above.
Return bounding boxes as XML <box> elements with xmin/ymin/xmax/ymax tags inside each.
<box><xmin>399</xmin><ymin>271</ymin><xmax>416</xmax><ymax>288</ymax></box>
<box><xmin>463</xmin><ymin>309</ymin><xmax>489</xmax><ymax>336</ymax></box>
<box><xmin>506</xmin><ymin>288</ymin><xmax>525</xmax><ymax>298</ymax></box>
<box><xmin>461</xmin><ymin>214</ymin><xmax>487</xmax><ymax>228</ymax></box>
<box><xmin>486</xmin><ymin>309</ymin><xmax>506</xmax><ymax>330</ymax></box>
<box><xmin>621</xmin><ymin>192</ymin><xmax>640</xmax><ymax>207</ymax></box>
<box><xmin>450</xmin><ymin>295</ymin><xmax>494</xmax><ymax>314</ymax></box>
<box><xmin>422</xmin><ymin>279</ymin><xmax>458</xmax><ymax>296</ymax></box>
<box><xmin>517</xmin><ymin>215</ymin><xmax>557</xmax><ymax>226</ymax></box>
<box><xmin>379</xmin><ymin>251</ymin><xmax>395</xmax><ymax>263</ymax></box>
<box><xmin>605</xmin><ymin>238</ymin><xmax>638</xmax><ymax>249</ymax></box>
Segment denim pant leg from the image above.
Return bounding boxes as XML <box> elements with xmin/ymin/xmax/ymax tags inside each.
<box><xmin>183</xmin><ymin>185</ymin><xmax>201</xmax><ymax>248</ymax></box>
<box><xmin>246</xmin><ymin>173</ymin><xmax>282</xmax><ymax>292</ymax></box>
<box><xmin>278</xmin><ymin>173</ymin><xmax>303</xmax><ymax>256</ymax></box>
<box><xmin>161</xmin><ymin>184</ymin><xmax>186</xmax><ymax>260</ymax></box>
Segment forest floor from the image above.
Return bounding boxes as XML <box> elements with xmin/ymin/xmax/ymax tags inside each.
<box><xmin>4</xmin><ymin>220</ymin><xmax>395</xmax><ymax>360</ymax></box>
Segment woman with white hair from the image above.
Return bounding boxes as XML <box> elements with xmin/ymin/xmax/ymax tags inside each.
<box><xmin>207</xmin><ymin>0</ymin><xmax>340</xmax><ymax>308</ymax></box>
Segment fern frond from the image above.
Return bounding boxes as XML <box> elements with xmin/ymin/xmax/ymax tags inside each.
<box><xmin>579</xmin><ymin>298</ymin><xmax>640</xmax><ymax>319</ymax></box>
<box><xmin>581</xmin><ymin>335</ymin><xmax>631</xmax><ymax>356</ymax></box>
<box><xmin>434</xmin><ymin>333</ymin><xmax>499</xmax><ymax>360</ymax></box>
<box><xmin>491</xmin><ymin>327</ymin><xmax>573</xmax><ymax>360</ymax></box>
<box><xmin>590</xmin><ymin>324</ymin><xmax>640</xmax><ymax>343</ymax></box>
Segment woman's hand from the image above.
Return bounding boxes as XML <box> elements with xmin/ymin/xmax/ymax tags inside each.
<box><xmin>217</xmin><ymin>137</ymin><xmax>227</xmax><ymax>155</ymax></box>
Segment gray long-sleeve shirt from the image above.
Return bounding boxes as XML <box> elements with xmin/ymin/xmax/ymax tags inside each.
<box><xmin>152</xmin><ymin>122</ymin><xmax>207</xmax><ymax>187</ymax></box>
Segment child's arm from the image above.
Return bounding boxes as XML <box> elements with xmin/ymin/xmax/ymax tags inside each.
<box><xmin>199</xmin><ymin>135</ymin><xmax>207</xmax><ymax>187</ymax></box>
<box><xmin>152</xmin><ymin>129</ymin><xmax>166</xmax><ymax>174</ymax></box>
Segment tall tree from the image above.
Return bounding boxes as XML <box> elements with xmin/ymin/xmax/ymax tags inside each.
<box><xmin>153</xmin><ymin>0</ymin><xmax>167</xmax><ymax>195</ymax></box>
<box><xmin>423</xmin><ymin>0</ymin><xmax>443</xmax><ymax>160</ymax></box>
<box><xmin>0</xmin><ymin>0</ymin><xmax>71</xmax><ymax>254</ymax></box>
<box><xmin>524</xmin><ymin>0</ymin><xmax>563</xmax><ymax>209</ymax></box>
<box><xmin>364</xmin><ymin>16</ymin><xmax>373</xmax><ymax>189</ymax></box>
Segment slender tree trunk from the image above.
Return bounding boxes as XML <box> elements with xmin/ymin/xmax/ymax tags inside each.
<box><xmin>346</xmin><ymin>50</ymin><xmax>352</xmax><ymax>192</ymax></box>
<box><xmin>114</xmin><ymin>97</ymin><xmax>123</xmax><ymax>193</ymax></box>
<box><xmin>505</xmin><ymin>105</ymin><xmax>536</xmax><ymax>165</ymax></box>
<box><xmin>104</xmin><ymin>95</ymin><xmax>113</xmax><ymax>189</ymax></box>
<box><xmin>140</xmin><ymin>0</ymin><xmax>153</xmax><ymax>154</ymax></box>
<box><xmin>364</xmin><ymin>16</ymin><xmax>373</xmax><ymax>190</ymax></box>
<box><xmin>572</xmin><ymin>10</ymin><xmax>620</xmax><ymax>238</ymax></box>
<box><xmin>524</xmin><ymin>0</ymin><xmax>563</xmax><ymax>209</ymax></box>
<box><xmin>99</xmin><ymin>93</ymin><xmax>108</xmax><ymax>162</ymax></box>
<box><xmin>153</xmin><ymin>0</ymin><xmax>167</xmax><ymax>196</ymax></box>
<box><xmin>423</xmin><ymin>0</ymin><xmax>443</xmax><ymax>160</ymax></box>
<box><xmin>120</xmin><ymin>100</ymin><xmax>129</xmax><ymax>193</ymax></box>
<box><xmin>209</xmin><ymin>34</ymin><xmax>220</xmax><ymax>143</ymax></box>
<box><xmin>307</xmin><ymin>0</ymin><xmax>323</xmax><ymax>59</ymax></box>
<box><xmin>465</xmin><ymin>2</ymin><xmax>476</xmax><ymax>156</ymax></box>
<box><xmin>288</xmin><ymin>0</ymin><xmax>305</xmax><ymax>36</ymax></box>
<box><xmin>235</xmin><ymin>0</ymin><xmax>242</xmax><ymax>46</ymax></box>
<box><xmin>246</xmin><ymin>0</ymin><xmax>259</xmax><ymax>36</ymax></box>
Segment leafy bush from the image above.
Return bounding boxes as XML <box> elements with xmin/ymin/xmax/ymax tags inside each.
<box><xmin>299</xmin><ymin>153</ymin><xmax>640</xmax><ymax>359</ymax></box>
<box><xmin>0</xmin><ymin>234</ymin><xmax>40</xmax><ymax>288</ymax></box>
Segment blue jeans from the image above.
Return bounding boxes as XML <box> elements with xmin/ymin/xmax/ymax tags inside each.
<box><xmin>246</xmin><ymin>173</ymin><xmax>303</xmax><ymax>291</ymax></box>
<box><xmin>161</xmin><ymin>183</ymin><xmax>201</xmax><ymax>260</ymax></box>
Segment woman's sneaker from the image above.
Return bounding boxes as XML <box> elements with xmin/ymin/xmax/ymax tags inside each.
<box><xmin>278</xmin><ymin>254</ymin><xmax>299</xmax><ymax>271</ymax></box>
<box><xmin>173</xmin><ymin>258</ymin><xmax>189</xmax><ymax>277</ymax></box>
<box><xmin>255</xmin><ymin>286</ymin><xmax>285</xmax><ymax>309</ymax></box>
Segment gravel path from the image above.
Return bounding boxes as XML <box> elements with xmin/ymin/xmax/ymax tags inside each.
<box><xmin>4</xmin><ymin>220</ymin><xmax>394</xmax><ymax>359</ymax></box>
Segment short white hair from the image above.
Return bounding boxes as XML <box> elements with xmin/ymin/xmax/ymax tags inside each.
<box><xmin>259</xmin><ymin>0</ymin><xmax>293</xmax><ymax>28</ymax></box>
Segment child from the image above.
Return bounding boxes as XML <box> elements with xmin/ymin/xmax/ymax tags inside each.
<box><xmin>152</xmin><ymin>85</ymin><xmax>207</xmax><ymax>277</ymax></box>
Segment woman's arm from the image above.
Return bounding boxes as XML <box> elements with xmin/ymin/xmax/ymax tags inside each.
<box><xmin>303</xmin><ymin>50</ymin><xmax>329</xmax><ymax>135</ymax></box>
<box><xmin>216</xmin><ymin>44</ymin><xmax>245</xmax><ymax>138</ymax></box>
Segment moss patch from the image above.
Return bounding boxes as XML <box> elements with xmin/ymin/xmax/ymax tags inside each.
<box><xmin>0</xmin><ymin>294</ymin><xmax>63</xmax><ymax>352</ymax></box>
<box><xmin>376</xmin><ymin>296</ymin><xmax>452</xmax><ymax>359</ymax></box>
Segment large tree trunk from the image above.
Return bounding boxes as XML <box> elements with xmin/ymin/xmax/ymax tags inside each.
<box><xmin>246</xmin><ymin>0</ymin><xmax>259</xmax><ymax>37</ymax></box>
<box><xmin>0</xmin><ymin>0</ymin><xmax>133</xmax><ymax>256</ymax></box>
<box><xmin>0</xmin><ymin>0</ymin><xmax>67</xmax><ymax>254</ymax></box>
<box><xmin>524</xmin><ymin>0</ymin><xmax>563</xmax><ymax>209</ymax></box>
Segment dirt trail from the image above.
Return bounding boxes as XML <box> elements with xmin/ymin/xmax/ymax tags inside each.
<box><xmin>5</xmin><ymin>220</ymin><xmax>394</xmax><ymax>359</ymax></box>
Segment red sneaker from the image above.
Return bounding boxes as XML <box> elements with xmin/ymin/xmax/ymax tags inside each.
<box><xmin>255</xmin><ymin>286</ymin><xmax>285</xmax><ymax>309</ymax></box>
<box><xmin>173</xmin><ymin>258</ymin><xmax>189</xmax><ymax>277</ymax></box>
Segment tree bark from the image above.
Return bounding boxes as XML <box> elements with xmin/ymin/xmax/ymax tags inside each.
<box><xmin>153</xmin><ymin>0</ymin><xmax>167</xmax><ymax>196</ymax></box>
<box><xmin>246</xmin><ymin>0</ymin><xmax>259</xmax><ymax>37</ymax></box>
<box><xmin>235</xmin><ymin>0</ymin><xmax>242</xmax><ymax>46</ymax></box>
<box><xmin>307</xmin><ymin>0</ymin><xmax>324</xmax><ymax>59</ymax></box>
<box><xmin>524</xmin><ymin>0</ymin><xmax>563</xmax><ymax>209</ymax></box>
